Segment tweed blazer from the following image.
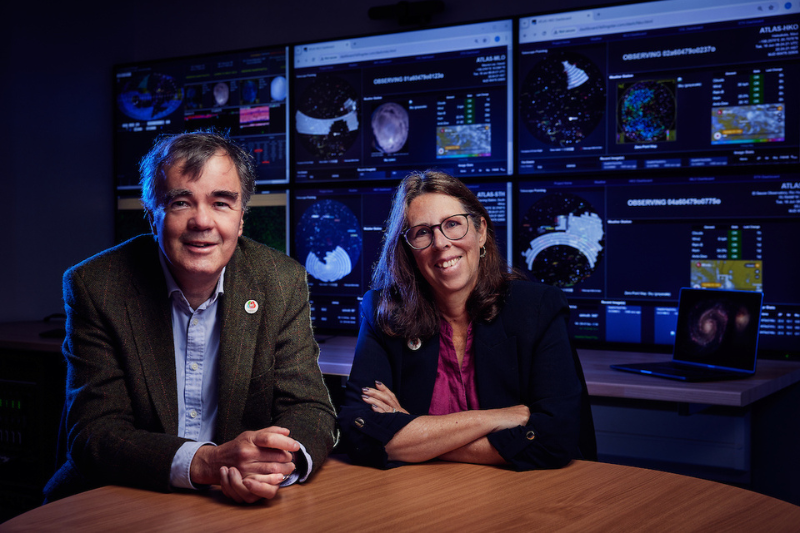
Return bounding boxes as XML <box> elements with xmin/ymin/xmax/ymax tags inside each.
<box><xmin>44</xmin><ymin>235</ymin><xmax>336</xmax><ymax>501</ymax></box>
<box><xmin>337</xmin><ymin>281</ymin><xmax>596</xmax><ymax>470</ymax></box>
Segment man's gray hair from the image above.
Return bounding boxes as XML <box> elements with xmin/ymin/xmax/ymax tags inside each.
<box><xmin>139</xmin><ymin>130</ymin><xmax>257</xmax><ymax>214</ymax></box>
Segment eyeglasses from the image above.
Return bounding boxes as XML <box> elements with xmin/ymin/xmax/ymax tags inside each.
<box><xmin>403</xmin><ymin>214</ymin><xmax>475</xmax><ymax>250</ymax></box>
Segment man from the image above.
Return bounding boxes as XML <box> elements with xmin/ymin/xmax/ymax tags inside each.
<box><xmin>44</xmin><ymin>131</ymin><xmax>336</xmax><ymax>504</ymax></box>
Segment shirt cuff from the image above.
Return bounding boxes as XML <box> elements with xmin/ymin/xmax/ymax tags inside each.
<box><xmin>280</xmin><ymin>442</ymin><xmax>313</xmax><ymax>487</ymax></box>
<box><xmin>170</xmin><ymin>441</ymin><xmax>216</xmax><ymax>490</ymax></box>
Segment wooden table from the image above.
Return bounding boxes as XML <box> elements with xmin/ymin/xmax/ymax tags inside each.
<box><xmin>2</xmin><ymin>456</ymin><xmax>798</xmax><ymax>532</ymax></box>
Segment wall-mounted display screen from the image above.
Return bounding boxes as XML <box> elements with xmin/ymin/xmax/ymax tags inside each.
<box><xmin>465</xmin><ymin>181</ymin><xmax>512</xmax><ymax>265</ymax></box>
<box><xmin>110</xmin><ymin>0</ymin><xmax>800</xmax><ymax>360</ymax></box>
<box><xmin>292</xmin><ymin>19</ymin><xmax>513</xmax><ymax>182</ymax></box>
<box><xmin>517</xmin><ymin>0</ymin><xmax>799</xmax><ymax>175</ymax></box>
<box><xmin>514</xmin><ymin>173</ymin><xmax>800</xmax><ymax>357</ymax></box>
<box><xmin>291</xmin><ymin>186</ymin><xmax>396</xmax><ymax>331</ymax></box>
<box><xmin>242</xmin><ymin>192</ymin><xmax>289</xmax><ymax>253</ymax></box>
<box><xmin>114</xmin><ymin>46</ymin><xmax>290</xmax><ymax>190</ymax></box>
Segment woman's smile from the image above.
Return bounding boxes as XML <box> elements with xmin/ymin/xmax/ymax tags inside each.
<box><xmin>436</xmin><ymin>255</ymin><xmax>461</xmax><ymax>269</ymax></box>
<box><xmin>407</xmin><ymin>193</ymin><xmax>486</xmax><ymax>306</ymax></box>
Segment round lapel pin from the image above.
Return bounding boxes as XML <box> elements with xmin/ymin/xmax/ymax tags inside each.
<box><xmin>245</xmin><ymin>300</ymin><xmax>259</xmax><ymax>314</ymax></box>
<box><xmin>407</xmin><ymin>337</ymin><xmax>422</xmax><ymax>351</ymax></box>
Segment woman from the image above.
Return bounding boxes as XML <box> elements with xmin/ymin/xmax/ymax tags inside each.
<box><xmin>337</xmin><ymin>170</ymin><xmax>595</xmax><ymax>470</ymax></box>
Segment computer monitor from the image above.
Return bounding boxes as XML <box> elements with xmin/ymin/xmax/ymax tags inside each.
<box><xmin>517</xmin><ymin>0</ymin><xmax>799</xmax><ymax>175</ymax></box>
<box><xmin>464</xmin><ymin>180</ymin><xmax>512</xmax><ymax>265</ymax></box>
<box><xmin>514</xmin><ymin>172</ymin><xmax>800</xmax><ymax>358</ymax></box>
<box><xmin>292</xmin><ymin>19</ymin><xmax>513</xmax><ymax>182</ymax></box>
<box><xmin>243</xmin><ymin>191</ymin><xmax>288</xmax><ymax>254</ymax></box>
<box><xmin>114</xmin><ymin>45</ymin><xmax>290</xmax><ymax>190</ymax></box>
<box><xmin>291</xmin><ymin>186</ymin><xmax>396</xmax><ymax>331</ymax></box>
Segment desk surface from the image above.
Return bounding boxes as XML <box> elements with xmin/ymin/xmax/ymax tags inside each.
<box><xmin>4</xmin><ymin>322</ymin><xmax>800</xmax><ymax>408</ymax></box>
<box><xmin>3</xmin><ymin>456</ymin><xmax>798</xmax><ymax>532</ymax></box>
<box><xmin>579</xmin><ymin>348</ymin><xmax>800</xmax><ymax>407</ymax></box>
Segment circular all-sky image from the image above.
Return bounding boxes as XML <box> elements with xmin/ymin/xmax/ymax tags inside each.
<box><xmin>295</xmin><ymin>74</ymin><xmax>360</xmax><ymax>159</ymax></box>
<box><xmin>241</xmin><ymin>79</ymin><xmax>260</xmax><ymax>105</ymax></box>
<box><xmin>371</xmin><ymin>102</ymin><xmax>409</xmax><ymax>154</ymax></box>
<box><xmin>520</xmin><ymin>51</ymin><xmax>605</xmax><ymax>147</ymax></box>
<box><xmin>518</xmin><ymin>192</ymin><xmax>604</xmax><ymax>287</ymax></box>
<box><xmin>117</xmin><ymin>72</ymin><xmax>183</xmax><ymax>121</ymax></box>
<box><xmin>295</xmin><ymin>199</ymin><xmax>362</xmax><ymax>283</ymax></box>
<box><xmin>213</xmin><ymin>82</ymin><xmax>230</xmax><ymax>106</ymax></box>
<box><xmin>271</xmin><ymin>76</ymin><xmax>287</xmax><ymax>101</ymax></box>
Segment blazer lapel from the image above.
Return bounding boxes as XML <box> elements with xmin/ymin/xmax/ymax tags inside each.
<box><xmin>398</xmin><ymin>335</ymin><xmax>440</xmax><ymax>415</ymax></box>
<box><xmin>215</xmin><ymin>245</ymin><xmax>260</xmax><ymax>441</ymax></box>
<box><xmin>126</xmin><ymin>240</ymin><xmax>179</xmax><ymax>435</ymax></box>
<box><xmin>474</xmin><ymin>315</ymin><xmax>520</xmax><ymax>408</ymax></box>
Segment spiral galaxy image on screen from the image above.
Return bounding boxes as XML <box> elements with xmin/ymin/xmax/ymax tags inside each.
<box><xmin>687</xmin><ymin>299</ymin><xmax>752</xmax><ymax>356</ymax></box>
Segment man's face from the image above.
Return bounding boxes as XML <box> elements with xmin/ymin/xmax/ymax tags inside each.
<box><xmin>150</xmin><ymin>152</ymin><xmax>244</xmax><ymax>295</ymax></box>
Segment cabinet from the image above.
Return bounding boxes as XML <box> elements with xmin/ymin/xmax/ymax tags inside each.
<box><xmin>0</xmin><ymin>321</ymin><xmax>65</xmax><ymax>522</ymax></box>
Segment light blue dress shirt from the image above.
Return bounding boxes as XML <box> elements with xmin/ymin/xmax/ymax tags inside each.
<box><xmin>158</xmin><ymin>251</ymin><xmax>310</xmax><ymax>490</ymax></box>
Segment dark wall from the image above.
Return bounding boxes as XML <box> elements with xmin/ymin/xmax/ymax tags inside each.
<box><xmin>1</xmin><ymin>0</ymin><xmax>597</xmax><ymax>322</ymax></box>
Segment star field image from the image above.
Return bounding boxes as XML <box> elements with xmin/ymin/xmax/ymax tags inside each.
<box><xmin>295</xmin><ymin>74</ymin><xmax>361</xmax><ymax>159</ymax></box>
<box><xmin>518</xmin><ymin>192</ymin><xmax>605</xmax><ymax>287</ymax></box>
<box><xmin>520</xmin><ymin>51</ymin><xmax>605</xmax><ymax>147</ymax></box>
<box><xmin>295</xmin><ymin>199</ymin><xmax>363</xmax><ymax>283</ymax></box>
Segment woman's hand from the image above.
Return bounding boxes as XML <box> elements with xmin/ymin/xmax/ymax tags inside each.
<box><xmin>361</xmin><ymin>381</ymin><xmax>409</xmax><ymax>414</ymax></box>
<box><xmin>491</xmin><ymin>404</ymin><xmax>531</xmax><ymax>432</ymax></box>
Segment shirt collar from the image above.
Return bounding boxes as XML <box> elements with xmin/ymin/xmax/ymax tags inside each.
<box><xmin>157</xmin><ymin>247</ymin><xmax>226</xmax><ymax>311</ymax></box>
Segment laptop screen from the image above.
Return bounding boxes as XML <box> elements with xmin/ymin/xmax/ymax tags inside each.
<box><xmin>673</xmin><ymin>288</ymin><xmax>763</xmax><ymax>372</ymax></box>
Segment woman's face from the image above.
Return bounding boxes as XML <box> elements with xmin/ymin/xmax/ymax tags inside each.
<box><xmin>406</xmin><ymin>193</ymin><xmax>486</xmax><ymax>308</ymax></box>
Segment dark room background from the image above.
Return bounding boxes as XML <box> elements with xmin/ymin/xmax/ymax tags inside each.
<box><xmin>1</xmin><ymin>0</ymin><xmax>598</xmax><ymax>323</ymax></box>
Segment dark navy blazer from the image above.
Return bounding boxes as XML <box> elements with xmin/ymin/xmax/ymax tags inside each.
<box><xmin>337</xmin><ymin>280</ymin><xmax>596</xmax><ymax>469</ymax></box>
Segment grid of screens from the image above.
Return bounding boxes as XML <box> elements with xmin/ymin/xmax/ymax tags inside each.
<box><xmin>113</xmin><ymin>0</ymin><xmax>800</xmax><ymax>358</ymax></box>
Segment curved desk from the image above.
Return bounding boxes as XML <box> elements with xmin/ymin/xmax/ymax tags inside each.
<box><xmin>3</xmin><ymin>456</ymin><xmax>798</xmax><ymax>532</ymax></box>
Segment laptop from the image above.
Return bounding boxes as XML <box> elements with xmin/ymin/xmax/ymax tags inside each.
<box><xmin>610</xmin><ymin>288</ymin><xmax>763</xmax><ymax>382</ymax></box>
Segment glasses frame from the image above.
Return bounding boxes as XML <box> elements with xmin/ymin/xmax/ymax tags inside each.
<box><xmin>403</xmin><ymin>213</ymin><xmax>476</xmax><ymax>250</ymax></box>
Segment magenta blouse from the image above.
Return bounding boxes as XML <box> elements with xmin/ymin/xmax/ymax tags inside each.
<box><xmin>428</xmin><ymin>320</ymin><xmax>481</xmax><ymax>415</ymax></box>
